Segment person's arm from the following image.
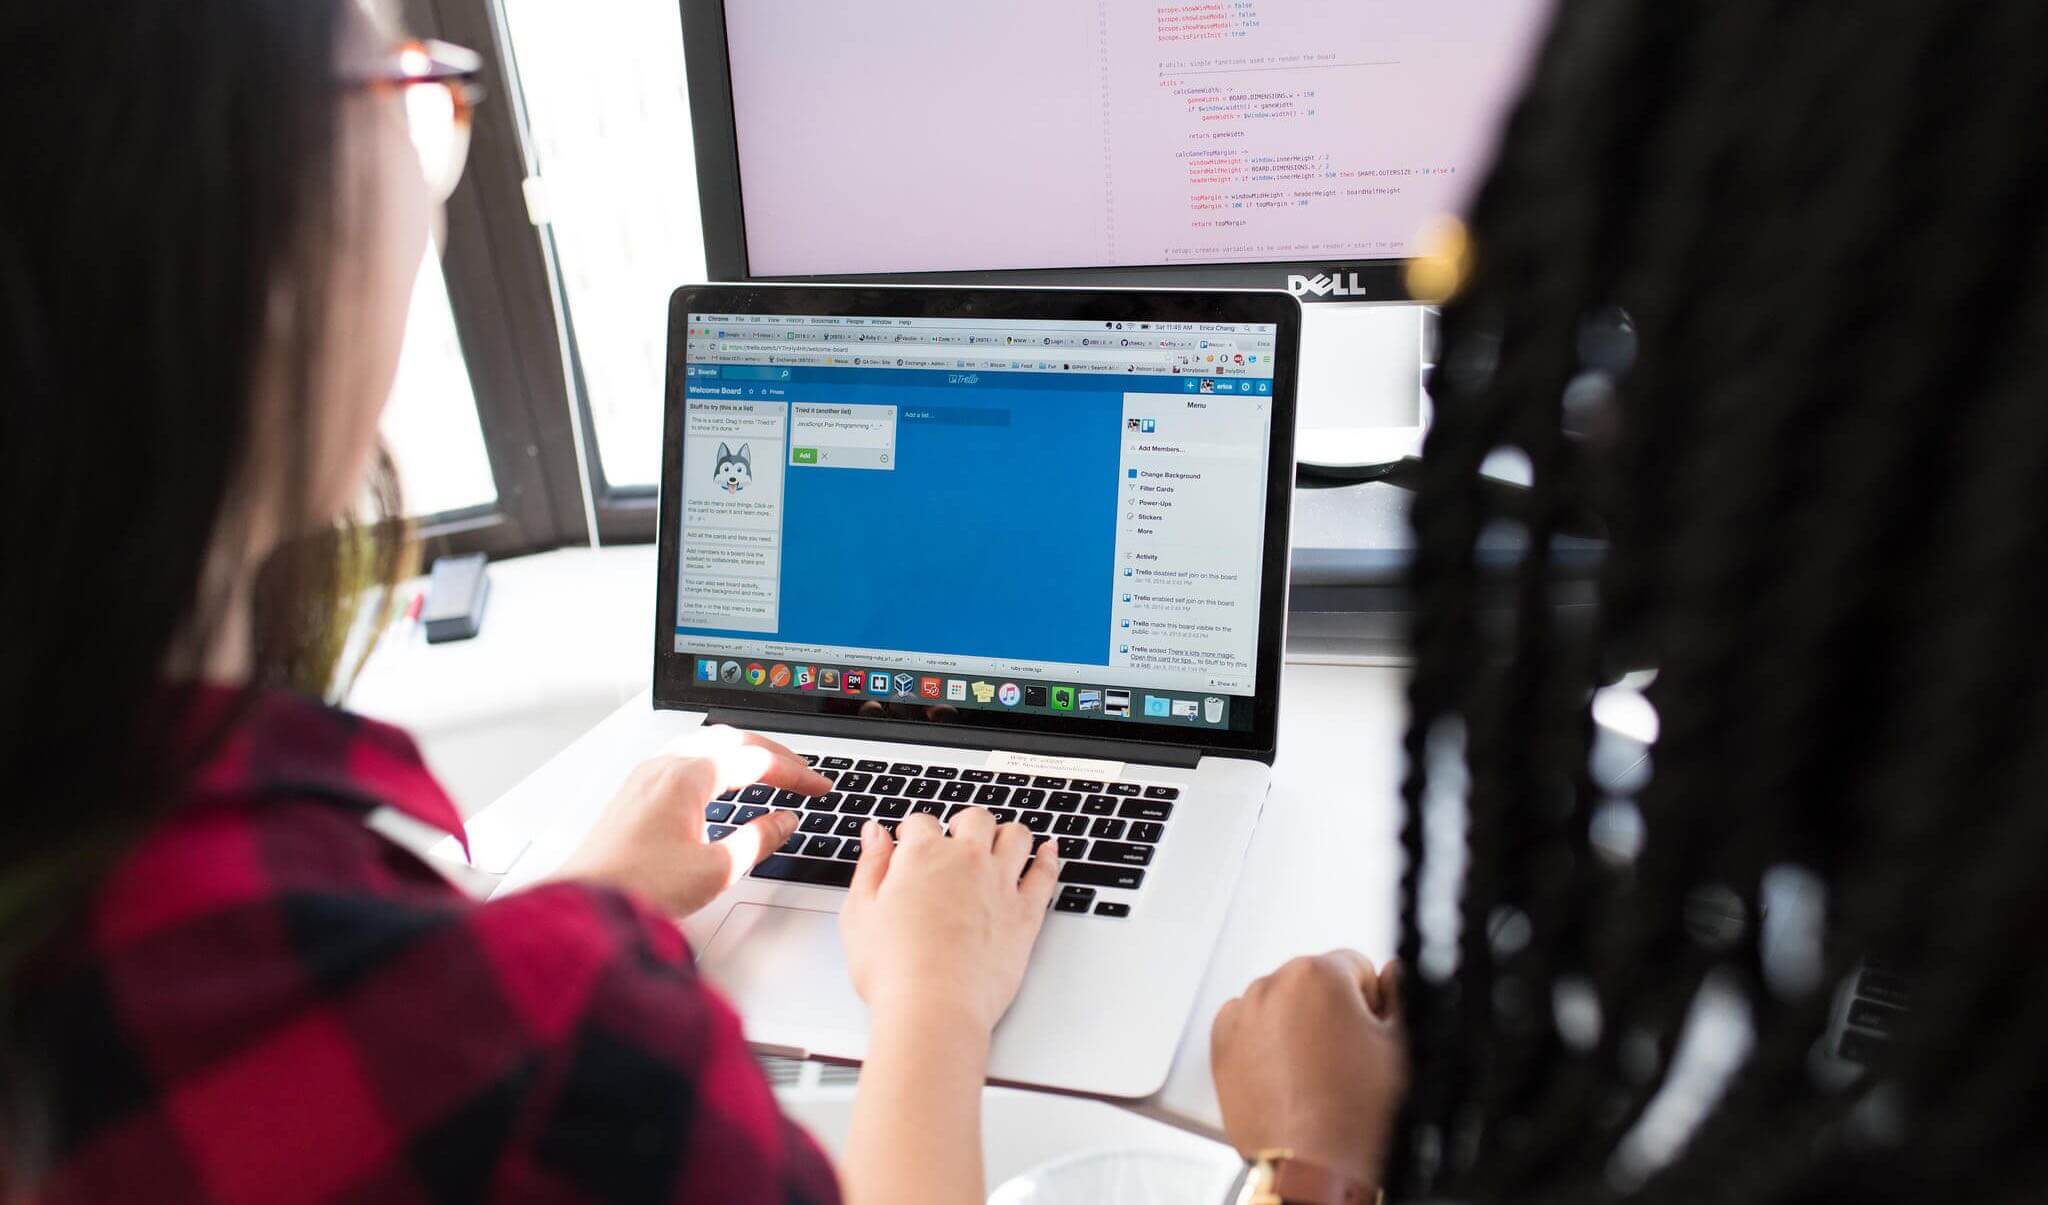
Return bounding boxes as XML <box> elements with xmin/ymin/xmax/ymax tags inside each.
<box><xmin>838</xmin><ymin>810</ymin><xmax>1061</xmax><ymax>1205</ymax></box>
<box><xmin>536</xmin><ymin>728</ymin><xmax>1059</xmax><ymax>1204</ymax></box>
<box><xmin>1210</xmin><ymin>951</ymin><xmax>1409</xmax><ymax>1195</ymax></box>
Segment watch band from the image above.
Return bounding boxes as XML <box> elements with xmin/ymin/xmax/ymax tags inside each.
<box><xmin>1272</xmin><ymin>1158</ymin><xmax>1375</xmax><ymax>1205</ymax></box>
<box><xmin>1237</xmin><ymin>1149</ymin><xmax>1379</xmax><ymax>1205</ymax></box>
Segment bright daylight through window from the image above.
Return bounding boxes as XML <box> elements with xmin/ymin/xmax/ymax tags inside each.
<box><xmin>497</xmin><ymin>0</ymin><xmax>707</xmax><ymax>490</ymax></box>
<box><xmin>378</xmin><ymin>250</ymin><xmax>497</xmax><ymax>516</ymax></box>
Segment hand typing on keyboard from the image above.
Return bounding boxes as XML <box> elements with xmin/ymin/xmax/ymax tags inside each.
<box><xmin>551</xmin><ymin>726</ymin><xmax>830</xmax><ymax>916</ymax></box>
<box><xmin>841</xmin><ymin>808</ymin><xmax>1062</xmax><ymax>1031</ymax></box>
<box><xmin>835</xmin><ymin>807</ymin><xmax>1061</xmax><ymax>1201</ymax></box>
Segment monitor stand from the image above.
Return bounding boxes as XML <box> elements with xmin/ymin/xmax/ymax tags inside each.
<box><xmin>1294</xmin><ymin>302</ymin><xmax>1430</xmax><ymax>470</ymax></box>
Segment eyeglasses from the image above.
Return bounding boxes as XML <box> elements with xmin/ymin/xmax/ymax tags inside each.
<box><xmin>349</xmin><ymin>39</ymin><xmax>485</xmax><ymax>203</ymax></box>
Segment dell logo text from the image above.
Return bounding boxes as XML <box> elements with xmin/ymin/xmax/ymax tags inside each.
<box><xmin>1286</xmin><ymin>271</ymin><xmax>1371</xmax><ymax>299</ymax></box>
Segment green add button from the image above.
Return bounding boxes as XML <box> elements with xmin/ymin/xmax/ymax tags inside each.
<box><xmin>791</xmin><ymin>447</ymin><xmax>820</xmax><ymax>465</ymax></box>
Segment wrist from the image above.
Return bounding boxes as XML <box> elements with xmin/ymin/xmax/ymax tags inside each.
<box><xmin>1233</xmin><ymin>1139</ymin><xmax>1373</xmax><ymax>1193</ymax></box>
<box><xmin>864</xmin><ymin>987</ymin><xmax>997</xmax><ymax>1040</ymax></box>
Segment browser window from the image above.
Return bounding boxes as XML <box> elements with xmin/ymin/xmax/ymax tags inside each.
<box><xmin>672</xmin><ymin>312</ymin><xmax>1279</xmax><ymax>732</ymax></box>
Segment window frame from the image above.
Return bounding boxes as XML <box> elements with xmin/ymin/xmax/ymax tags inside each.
<box><xmin>396</xmin><ymin>0</ymin><xmax>593</xmax><ymax>560</ymax></box>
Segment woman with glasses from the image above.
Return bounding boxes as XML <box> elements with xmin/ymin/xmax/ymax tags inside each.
<box><xmin>0</xmin><ymin>4</ymin><xmax>1052</xmax><ymax>1201</ymax></box>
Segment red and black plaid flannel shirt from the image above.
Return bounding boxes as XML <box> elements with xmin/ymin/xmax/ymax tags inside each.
<box><xmin>19</xmin><ymin>688</ymin><xmax>841</xmax><ymax>1205</ymax></box>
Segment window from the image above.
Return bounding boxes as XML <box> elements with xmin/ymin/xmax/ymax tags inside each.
<box><xmin>379</xmin><ymin>250</ymin><xmax>498</xmax><ymax>518</ymax></box>
<box><xmin>495</xmin><ymin>0</ymin><xmax>706</xmax><ymax>494</ymax></box>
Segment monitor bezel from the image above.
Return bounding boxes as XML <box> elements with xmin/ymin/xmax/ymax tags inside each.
<box><xmin>652</xmin><ymin>283</ymin><xmax>1301</xmax><ymax>762</ymax></box>
<box><xmin>677</xmin><ymin>0</ymin><xmax>1414</xmax><ymax>303</ymax></box>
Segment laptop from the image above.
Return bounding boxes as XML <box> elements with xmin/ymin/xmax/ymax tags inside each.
<box><xmin>501</xmin><ymin>283</ymin><xmax>1301</xmax><ymax>1099</ymax></box>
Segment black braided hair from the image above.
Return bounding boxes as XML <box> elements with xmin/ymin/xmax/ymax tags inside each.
<box><xmin>1392</xmin><ymin>0</ymin><xmax>2048</xmax><ymax>1201</ymax></box>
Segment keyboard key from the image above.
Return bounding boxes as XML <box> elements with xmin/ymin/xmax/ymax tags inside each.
<box><xmin>1012</xmin><ymin>788</ymin><xmax>1046</xmax><ymax>809</ymax></box>
<box><xmin>1848</xmin><ymin>1000</ymin><xmax>1904</xmax><ymax>1037</ymax></box>
<box><xmin>855</xmin><ymin>759</ymin><xmax>890</xmax><ymax>773</ymax></box>
<box><xmin>777</xmin><ymin>832</ymin><xmax>806</xmax><ymax>855</ymax></box>
<box><xmin>911</xmin><ymin>800</ymin><xmax>945</xmax><ymax>818</ymax></box>
<box><xmin>1082</xmin><ymin>795</ymin><xmax>1118</xmax><ymax>816</ymax></box>
<box><xmin>940</xmin><ymin>781</ymin><xmax>977</xmax><ymax>803</ymax></box>
<box><xmin>974</xmin><ymin>784</ymin><xmax>1011</xmax><ymax>805</ymax></box>
<box><xmin>800</xmin><ymin>812</ymin><xmax>836</xmax><ymax>834</ymax></box>
<box><xmin>1094</xmin><ymin>901</ymin><xmax>1131</xmax><ymax>918</ymax></box>
<box><xmin>734</xmin><ymin>805</ymin><xmax>769</xmax><ymax>825</ymax></box>
<box><xmin>989</xmin><ymin>807</ymin><xmax>1018</xmax><ymax>824</ymax></box>
<box><xmin>809</xmin><ymin>792</ymin><xmax>843</xmax><ymax>812</ymax></box>
<box><xmin>706</xmin><ymin>824</ymin><xmax>737</xmax><ymax>842</ymax></box>
<box><xmin>753</xmin><ymin>855</ymin><xmax>857</xmax><ymax>888</ymax></box>
<box><xmin>1128</xmin><ymin>821</ymin><xmax>1165</xmax><ymax>844</ymax></box>
<box><xmin>836</xmin><ymin>816</ymin><xmax>867</xmax><ymax>838</ymax></box>
<box><xmin>800</xmin><ymin>754</ymin><xmax>819</xmax><ymax>766</ymax></box>
<box><xmin>804</xmin><ymin>835</ymin><xmax>841</xmax><ymax>858</ymax></box>
<box><xmin>1021</xmin><ymin>811</ymin><xmax>1052</xmax><ymax>833</ymax></box>
<box><xmin>1047</xmin><ymin>791</ymin><xmax>1082</xmax><ymax>813</ymax></box>
<box><xmin>1061</xmin><ymin>863</ymin><xmax>1145</xmax><ymax>891</ymax></box>
<box><xmin>739</xmin><ymin>784</ymin><xmax>776</xmax><ymax>804</ymax></box>
<box><xmin>1030</xmin><ymin>834</ymin><xmax>1053</xmax><ymax>852</ymax></box>
<box><xmin>925</xmin><ymin>765</ymin><xmax>959</xmax><ymax>780</ymax></box>
<box><xmin>878</xmin><ymin>798</ymin><xmax>911</xmax><ymax>819</ymax></box>
<box><xmin>837</xmin><ymin>772</ymin><xmax>873</xmax><ymax>793</ymax></box>
<box><xmin>1089</xmin><ymin>840</ymin><xmax>1153</xmax><ymax>867</ymax></box>
<box><xmin>1069</xmin><ymin>779</ymin><xmax>1105</xmax><ymax>793</ymax></box>
<box><xmin>1032</xmin><ymin>775</ymin><xmax>1069</xmax><ymax>789</ymax></box>
<box><xmin>772</xmin><ymin>790</ymin><xmax>807</xmax><ymax>808</ymax></box>
<box><xmin>1106</xmin><ymin>782</ymin><xmax>1142</xmax><ymax>797</ymax></box>
<box><xmin>1119</xmin><ymin>799</ymin><xmax>1173</xmax><ymax>822</ymax></box>
<box><xmin>1143</xmin><ymin>785</ymin><xmax>1180</xmax><ymax>800</ymax></box>
<box><xmin>905</xmin><ymin>778</ymin><xmax>941</xmax><ymax>799</ymax></box>
<box><xmin>961</xmin><ymin>769</ymin><xmax>995</xmax><ymax>783</ymax></box>
<box><xmin>716</xmin><ymin>788</ymin><xmax>741</xmax><ymax>802</ymax></box>
<box><xmin>705</xmin><ymin>802</ymin><xmax>735</xmax><ymax>823</ymax></box>
<box><xmin>1838</xmin><ymin>1029</ymin><xmax>1886</xmax><ymax>1065</ymax></box>
<box><xmin>1055</xmin><ymin>886</ymin><xmax>1095</xmax><ymax>913</ymax></box>
<box><xmin>890</xmin><ymin>763</ymin><xmax>923</xmax><ymax>776</ymax></box>
<box><xmin>817</xmin><ymin>769</ymin><xmax>840</xmax><ymax>785</ymax></box>
<box><xmin>876</xmin><ymin>819</ymin><xmax>900</xmax><ymax>837</ymax></box>
<box><xmin>996</xmin><ymin>772</ymin><xmax>1032</xmax><ymax>787</ymax></box>
<box><xmin>944</xmin><ymin>804</ymin><xmax>971</xmax><ymax>821</ymax></box>
<box><xmin>822</xmin><ymin>756</ymin><xmax>854</xmax><ymax>770</ymax></box>
<box><xmin>1090</xmin><ymin>817</ymin><xmax>1127</xmax><ymax>840</ymax></box>
<box><xmin>1859</xmin><ymin>970</ymin><xmax>1910</xmax><ymax>1008</ymax></box>
<box><xmin>1054</xmin><ymin>814</ymin><xmax>1090</xmax><ymax>836</ymax></box>
<box><xmin>1057</xmin><ymin>837</ymin><xmax>1089</xmax><ymax>859</ymax></box>
<box><xmin>840</xmin><ymin>794</ymin><xmax>878</xmax><ymax>816</ymax></box>
<box><xmin>873</xmin><ymin>775</ymin><xmax>907</xmax><ymax>795</ymax></box>
<box><xmin>839</xmin><ymin>838</ymin><xmax>864</xmax><ymax>860</ymax></box>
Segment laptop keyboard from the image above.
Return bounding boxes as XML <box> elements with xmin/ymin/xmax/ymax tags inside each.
<box><xmin>703</xmin><ymin>753</ymin><xmax>1177</xmax><ymax>919</ymax></box>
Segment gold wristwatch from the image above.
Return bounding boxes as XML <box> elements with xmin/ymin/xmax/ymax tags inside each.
<box><xmin>1231</xmin><ymin>1149</ymin><xmax>1380</xmax><ymax>1205</ymax></box>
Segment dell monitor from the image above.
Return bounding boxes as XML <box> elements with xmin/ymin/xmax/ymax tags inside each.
<box><xmin>679</xmin><ymin>0</ymin><xmax>1551</xmax><ymax>302</ymax></box>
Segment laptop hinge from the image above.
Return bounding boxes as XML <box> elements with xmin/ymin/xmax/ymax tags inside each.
<box><xmin>701</xmin><ymin>707</ymin><xmax>1204</xmax><ymax>769</ymax></box>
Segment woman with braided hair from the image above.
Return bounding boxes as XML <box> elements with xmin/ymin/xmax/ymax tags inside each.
<box><xmin>1210</xmin><ymin>1</ymin><xmax>2048</xmax><ymax>1202</ymax></box>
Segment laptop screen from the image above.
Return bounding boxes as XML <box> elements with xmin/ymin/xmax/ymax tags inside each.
<box><xmin>667</xmin><ymin>303</ymin><xmax>1284</xmax><ymax>739</ymax></box>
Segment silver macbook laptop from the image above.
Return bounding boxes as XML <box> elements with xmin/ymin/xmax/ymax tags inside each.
<box><xmin>503</xmin><ymin>283</ymin><xmax>1300</xmax><ymax>1099</ymax></box>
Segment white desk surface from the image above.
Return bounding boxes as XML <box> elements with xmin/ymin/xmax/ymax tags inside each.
<box><xmin>449</xmin><ymin>653</ymin><xmax>1407</xmax><ymax>1138</ymax></box>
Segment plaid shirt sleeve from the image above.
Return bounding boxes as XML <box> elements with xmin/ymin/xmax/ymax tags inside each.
<box><xmin>30</xmin><ymin>690</ymin><xmax>842</xmax><ymax>1205</ymax></box>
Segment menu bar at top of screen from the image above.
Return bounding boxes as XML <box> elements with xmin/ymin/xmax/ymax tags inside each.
<box><xmin>686</xmin><ymin>314</ymin><xmax>1279</xmax><ymax>380</ymax></box>
<box><xmin>688</xmin><ymin>313</ymin><xmax>1279</xmax><ymax>336</ymax></box>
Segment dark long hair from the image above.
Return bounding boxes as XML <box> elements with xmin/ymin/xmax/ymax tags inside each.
<box><xmin>0</xmin><ymin>0</ymin><xmax>410</xmax><ymax>1162</ymax></box>
<box><xmin>1394</xmin><ymin>1</ymin><xmax>2048</xmax><ymax>1201</ymax></box>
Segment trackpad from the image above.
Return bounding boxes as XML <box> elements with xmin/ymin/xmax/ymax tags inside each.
<box><xmin>698</xmin><ymin>904</ymin><xmax>869</xmax><ymax>1045</ymax></box>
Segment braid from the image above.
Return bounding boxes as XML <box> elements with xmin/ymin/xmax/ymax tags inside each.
<box><xmin>1392</xmin><ymin>0</ymin><xmax>2048</xmax><ymax>1200</ymax></box>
